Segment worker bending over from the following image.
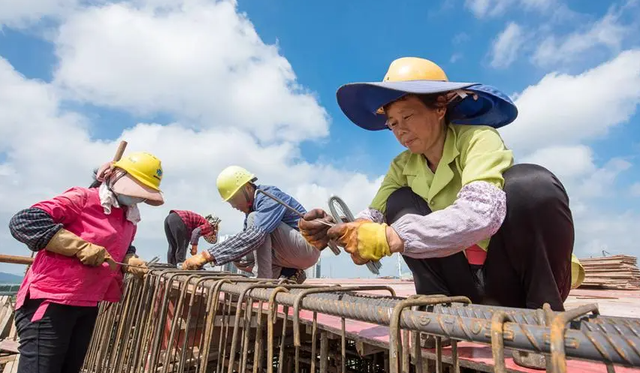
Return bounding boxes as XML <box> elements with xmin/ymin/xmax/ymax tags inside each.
<box><xmin>183</xmin><ymin>166</ymin><xmax>320</xmax><ymax>283</ymax></box>
<box><xmin>8</xmin><ymin>151</ymin><xmax>163</xmax><ymax>373</ymax></box>
<box><xmin>164</xmin><ymin>210</ymin><xmax>219</xmax><ymax>266</ymax></box>
<box><xmin>300</xmin><ymin>57</ymin><xmax>584</xmax><ymax>311</ymax></box>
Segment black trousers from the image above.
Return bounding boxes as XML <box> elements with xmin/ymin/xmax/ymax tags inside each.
<box><xmin>165</xmin><ymin>212</ymin><xmax>189</xmax><ymax>265</ymax></box>
<box><xmin>15</xmin><ymin>298</ymin><xmax>98</xmax><ymax>373</ymax></box>
<box><xmin>387</xmin><ymin>164</ymin><xmax>574</xmax><ymax>311</ymax></box>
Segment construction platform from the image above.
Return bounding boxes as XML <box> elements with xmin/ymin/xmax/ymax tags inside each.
<box><xmin>73</xmin><ymin>270</ymin><xmax>640</xmax><ymax>373</ymax></box>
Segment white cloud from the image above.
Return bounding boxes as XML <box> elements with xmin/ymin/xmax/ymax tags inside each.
<box><xmin>520</xmin><ymin>145</ymin><xmax>596</xmax><ymax>182</ymax></box>
<box><xmin>500</xmin><ymin>49</ymin><xmax>640</xmax><ymax>154</ymax></box>
<box><xmin>576</xmin><ymin>210</ymin><xmax>640</xmax><ymax>258</ymax></box>
<box><xmin>575</xmin><ymin>158</ymin><xmax>632</xmax><ymax>198</ymax></box>
<box><xmin>521</xmin><ymin>0</ymin><xmax>554</xmax><ymax>11</ymax></box>
<box><xmin>532</xmin><ymin>10</ymin><xmax>630</xmax><ymax>67</ymax></box>
<box><xmin>464</xmin><ymin>0</ymin><xmax>514</xmax><ymax>18</ymax></box>
<box><xmin>499</xmin><ymin>47</ymin><xmax>640</xmax><ymax>259</ymax></box>
<box><xmin>630</xmin><ymin>182</ymin><xmax>640</xmax><ymax>196</ymax></box>
<box><xmin>0</xmin><ymin>0</ymin><xmax>389</xmax><ymax>277</ymax></box>
<box><xmin>452</xmin><ymin>32</ymin><xmax>470</xmax><ymax>45</ymax></box>
<box><xmin>0</xmin><ymin>55</ymin><xmax>384</xmax><ymax>275</ymax></box>
<box><xmin>464</xmin><ymin>0</ymin><xmax>560</xmax><ymax>18</ymax></box>
<box><xmin>490</xmin><ymin>22</ymin><xmax>526</xmax><ymax>68</ymax></box>
<box><xmin>520</xmin><ymin>147</ymin><xmax>639</xmax><ymax>258</ymax></box>
<box><xmin>450</xmin><ymin>53</ymin><xmax>463</xmax><ymax>63</ymax></box>
<box><xmin>2</xmin><ymin>0</ymin><xmax>640</xmax><ymax>277</ymax></box>
<box><xmin>0</xmin><ymin>0</ymin><xmax>81</xmax><ymax>28</ymax></box>
<box><xmin>52</xmin><ymin>0</ymin><xmax>329</xmax><ymax>143</ymax></box>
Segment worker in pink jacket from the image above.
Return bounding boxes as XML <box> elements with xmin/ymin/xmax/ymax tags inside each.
<box><xmin>8</xmin><ymin>151</ymin><xmax>164</xmax><ymax>373</ymax></box>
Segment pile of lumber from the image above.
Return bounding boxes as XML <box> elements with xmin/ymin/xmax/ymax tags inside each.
<box><xmin>579</xmin><ymin>255</ymin><xmax>640</xmax><ymax>290</ymax></box>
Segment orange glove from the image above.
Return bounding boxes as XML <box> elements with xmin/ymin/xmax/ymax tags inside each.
<box><xmin>183</xmin><ymin>250</ymin><xmax>213</xmax><ymax>270</ymax></box>
<box><xmin>327</xmin><ymin>221</ymin><xmax>396</xmax><ymax>263</ymax></box>
<box><xmin>298</xmin><ymin>209</ymin><xmax>336</xmax><ymax>250</ymax></box>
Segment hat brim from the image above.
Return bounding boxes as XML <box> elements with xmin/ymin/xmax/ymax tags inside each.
<box><xmin>336</xmin><ymin>80</ymin><xmax>518</xmax><ymax>131</ymax></box>
<box><xmin>112</xmin><ymin>174</ymin><xmax>164</xmax><ymax>206</ymax></box>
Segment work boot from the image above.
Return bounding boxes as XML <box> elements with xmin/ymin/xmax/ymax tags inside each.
<box><xmin>279</xmin><ymin>269</ymin><xmax>307</xmax><ymax>284</ymax></box>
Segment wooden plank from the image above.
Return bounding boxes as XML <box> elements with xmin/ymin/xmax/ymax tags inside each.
<box><xmin>0</xmin><ymin>340</ymin><xmax>18</xmax><ymax>354</ymax></box>
<box><xmin>578</xmin><ymin>254</ymin><xmax>640</xmax><ymax>290</ymax></box>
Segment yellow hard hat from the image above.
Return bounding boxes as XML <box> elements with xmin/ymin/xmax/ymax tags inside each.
<box><xmin>217</xmin><ymin>165</ymin><xmax>256</xmax><ymax>201</ymax></box>
<box><xmin>382</xmin><ymin>57</ymin><xmax>449</xmax><ymax>83</ymax></box>
<box><xmin>571</xmin><ymin>254</ymin><xmax>585</xmax><ymax>289</ymax></box>
<box><xmin>111</xmin><ymin>151</ymin><xmax>164</xmax><ymax>206</ymax></box>
<box><xmin>113</xmin><ymin>151</ymin><xmax>163</xmax><ymax>191</ymax></box>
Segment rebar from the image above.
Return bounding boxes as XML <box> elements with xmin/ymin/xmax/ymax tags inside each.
<box><xmin>217</xmin><ymin>282</ymin><xmax>640</xmax><ymax>366</ymax></box>
<box><xmin>81</xmin><ymin>271</ymin><xmax>640</xmax><ymax>373</ymax></box>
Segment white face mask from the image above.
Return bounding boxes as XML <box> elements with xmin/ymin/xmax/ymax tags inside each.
<box><xmin>117</xmin><ymin>195</ymin><xmax>146</xmax><ymax>206</ymax></box>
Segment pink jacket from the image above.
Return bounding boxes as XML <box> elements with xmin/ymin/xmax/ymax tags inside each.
<box><xmin>16</xmin><ymin>187</ymin><xmax>137</xmax><ymax>314</ymax></box>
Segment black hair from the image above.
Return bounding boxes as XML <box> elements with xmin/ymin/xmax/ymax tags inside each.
<box><xmin>383</xmin><ymin>93</ymin><xmax>452</xmax><ymax>125</ymax></box>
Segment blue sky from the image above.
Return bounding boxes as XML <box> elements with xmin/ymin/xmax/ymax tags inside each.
<box><xmin>0</xmin><ymin>0</ymin><xmax>639</xmax><ymax>277</ymax></box>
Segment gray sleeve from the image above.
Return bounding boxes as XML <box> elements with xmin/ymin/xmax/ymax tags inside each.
<box><xmin>190</xmin><ymin>227</ymin><xmax>201</xmax><ymax>246</ymax></box>
<box><xmin>391</xmin><ymin>181</ymin><xmax>506</xmax><ymax>259</ymax></box>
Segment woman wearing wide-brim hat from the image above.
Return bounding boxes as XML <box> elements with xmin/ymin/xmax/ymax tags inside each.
<box><xmin>8</xmin><ymin>151</ymin><xmax>164</xmax><ymax>373</ymax></box>
<box><xmin>299</xmin><ymin>57</ymin><xmax>585</xmax><ymax>312</ymax></box>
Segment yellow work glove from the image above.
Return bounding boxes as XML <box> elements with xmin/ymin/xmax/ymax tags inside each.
<box><xmin>122</xmin><ymin>254</ymin><xmax>148</xmax><ymax>278</ymax></box>
<box><xmin>45</xmin><ymin>229</ymin><xmax>116</xmax><ymax>270</ymax></box>
<box><xmin>183</xmin><ymin>250</ymin><xmax>213</xmax><ymax>270</ymax></box>
<box><xmin>327</xmin><ymin>221</ymin><xmax>392</xmax><ymax>262</ymax></box>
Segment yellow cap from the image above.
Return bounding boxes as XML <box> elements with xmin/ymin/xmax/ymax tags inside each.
<box><xmin>216</xmin><ymin>165</ymin><xmax>255</xmax><ymax>201</ymax></box>
<box><xmin>383</xmin><ymin>57</ymin><xmax>448</xmax><ymax>82</ymax></box>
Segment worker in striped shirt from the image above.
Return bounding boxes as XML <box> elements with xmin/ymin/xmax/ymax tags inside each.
<box><xmin>182</xmin><ymin>166</ymin><xmax>320</xmax><ymax>283</ymax></box>
<box><xmin>164</xmin><ymin>210</ymin><xmax>220</xmax><ymax>267</ymax></box>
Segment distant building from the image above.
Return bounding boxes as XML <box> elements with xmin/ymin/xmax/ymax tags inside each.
<box><xmin>305</xmin><ymin>259</ymin><xmax>321</xmax><ymax>279</ymax></box>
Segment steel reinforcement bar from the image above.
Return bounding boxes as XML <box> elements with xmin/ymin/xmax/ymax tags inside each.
<box><xmin>81</xmin><ymin>270</ymin><xmax>640</xmax><ymax>373</ymax></box>
<box><xmin>216</xmin><ymin>281</ymin><xmax>640</xmax><ymax>367</ymax></box>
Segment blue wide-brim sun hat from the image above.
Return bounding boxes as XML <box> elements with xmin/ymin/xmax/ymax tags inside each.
<box><xmin>336</xmin><ymin>80</ymin><xmax>518</xmax><ymax>131</ymax></box>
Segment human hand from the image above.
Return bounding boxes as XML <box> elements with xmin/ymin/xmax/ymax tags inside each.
<box><xmin>298</xmin><ymin>209</ymin><xmax>336</xmax><ymax>250</ymax></box>
<box><xmin>121</xmin><ymin>254</ymin><xmax>148</xmax><ymax>277</ymax></box>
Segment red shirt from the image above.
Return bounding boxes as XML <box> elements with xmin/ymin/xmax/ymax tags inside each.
<box><xmin>17</xmin><ymin>187</ymin><xmax>135</xmax><ymax>321</ymax></box>
<box><xmin>171</xmin><ymin>210</ymin><xmax>214</xmax><ymax>244</ymax></box>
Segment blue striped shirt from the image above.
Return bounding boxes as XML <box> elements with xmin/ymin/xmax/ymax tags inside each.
<box><xmin>207</xmin><ymin>184</ymin><xmax>307</xmax><ymax>265</ymax></box>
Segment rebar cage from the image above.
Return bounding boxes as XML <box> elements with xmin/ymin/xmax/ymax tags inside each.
<box><xmin>81</xmin><ymin>270</ymin><xmax>640</xmax><ymax>373</ymax></box>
